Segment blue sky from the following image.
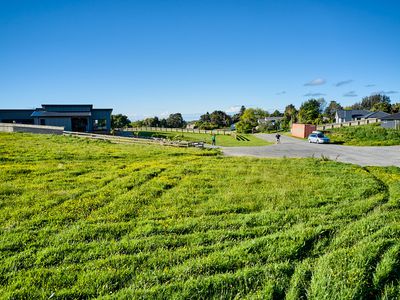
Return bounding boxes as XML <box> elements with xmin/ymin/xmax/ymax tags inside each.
<box><xmin>0</xmin><ymin>0</ymin><xmax>399</xmax><ymax>120</ymax></box>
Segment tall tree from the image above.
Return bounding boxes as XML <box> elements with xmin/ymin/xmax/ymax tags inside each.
<box><xmin>298</xmin><ymin>99</ymin><xmax>322</xmax><ymax>124</ymax></box>
<box><xmin>351</xmin><ymin>94</ymin><xmax>391</xmax><ymax>110</ymax></box>
<box><xmin>166</xmin><ymin>113</ymin><xmax>185</xmax><ymax>128</ymax></box>
<box><xmin>371</xmin><ymin>101</ymin><xmax>391</xmax><ymax>113</ymax></box>
<box><xmin>111</xmin><ymin>114</ymin><xmax>131</xmax><ymax>129</ymax></box>
<box><xmin>391</xmin><ymin>103</ymin><xmax>400</xmax><ymax>113</ymax></box>
<box><xmin>281</xmin><ymin>104</ymin><xmax>297</xmax><ymax>130</ymax></box>
<box><xmin>143</xmin><ymin>117</ymin><xmax>160</xmax><ymax>127</ymax></box>
<box><xmin>210</xmin><ymin>110</ymin><xmax>232</xmax><ymax>127</ymax></box>
<box><xmin>232</xmin><ymin>105</ymin><xmax>246</xmax><ymax>123</ymax></box>
<box><xmin>235</xmin><ymin>108</ymin><xmax>260</xmax><ymax>133</ymax></box>
<box><xmin>270</xmin><ymin>110</ymin><xmax>282</xmax><ymax>117</ymax></box>
<box><xmin>200</xmin><ymin>112</ymin><xmax>211</xmax><ymax>123</ymax></box>
<box><xmin>324</xmin><ymin>101</ymin><xmax>343</xmax><ymax>121</ymax></box>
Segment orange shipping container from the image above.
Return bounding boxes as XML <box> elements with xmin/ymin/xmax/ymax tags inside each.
<box><xmin>291</xmin><ymin>123</ymin><xmax>316</xmax><ymax>138</ymax></box>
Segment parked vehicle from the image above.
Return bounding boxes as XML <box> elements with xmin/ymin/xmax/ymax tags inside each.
<box><xmin>308</xmin><ymin>133</ymin><xmax>330</xmax><ymax>144</ymax></box>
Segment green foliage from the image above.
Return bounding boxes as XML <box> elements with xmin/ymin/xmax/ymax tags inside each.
<box><xmin>281</xmin><ymin>104</ymin><xmax>298</xmax><ymax>130</ymax></box>
<box><xmin>1</xmin><ymin>133</ymin><xmax>400</xmax><ymax>298</ymax></box>
<box><xmin>298</xmin><ymin>99</ymin><xmax>322</xmax><ymax>124</ymax></box>
<box><xmin>166</xmin><ymin>113</ymin><xmax>185</xmax><ymax>128</ymax></box>
<box><xmin>236</xmin><ymin>108</ymin><xmax>264</xmax><ymax>133</ymax></box>
<box><xmin>327</xmin><ymin>124</ymin><xmax>400</xmax><ymax>145</ymax></box>
<box><xmin>351</xmin><ymin>94</ymin><xmax>391</xmax><ymax>111</ymax></box>
<box><xmin>111</xmin><ymin>114</ymin><xmax>131</xmax><ymax>129</ymax></box>
<box><xmin>324</xmin><ymin>100</ymin><xmax>343</xmax><ymax>122</ymax></box>
<box><xmin>197</xmin><ymin>111</ymin><xmax>232</xmax><ymax>129</ymax></box>
<box><xmin>232</xmin><ymin>105</ymin><xmax>246</xmax><ymax>123</ymax></box>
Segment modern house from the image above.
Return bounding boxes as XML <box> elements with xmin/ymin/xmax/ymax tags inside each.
<box><xmin>0</xmin><ymin>104</ymin><xmax>112</xmax><ymax>132</ymax></box>
<box><xmin>380</xmin><ymin>113</ymin><xmax>400</xmax><ymax>129</ymax></box>
<box><xmin>335</xmin><ymin>110</ymin><xmax>390</xmax><ymax>123</ymax></box>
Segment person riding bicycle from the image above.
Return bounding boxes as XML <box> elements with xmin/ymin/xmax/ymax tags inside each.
<box><xmin>275</xmin><ymin>133</ymin><xmax>281</xmax><ymax>144</ymax></box>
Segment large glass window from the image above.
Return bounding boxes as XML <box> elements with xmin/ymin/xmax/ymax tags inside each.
<box><xmin>93</xmin><ymin>119</ymin><xmax>107</xmax><ymax>130</ymax></box>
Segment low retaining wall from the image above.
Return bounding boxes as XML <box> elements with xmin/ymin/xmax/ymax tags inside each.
<box><xmin>0</xmin><ymin>123</ymin><xmax>64</xmax><ymax>134</ymax></box>
<box><xmin>316</xmin><ymin>118</ymin><xmax>379</xmax><ymax>131</ymax></box>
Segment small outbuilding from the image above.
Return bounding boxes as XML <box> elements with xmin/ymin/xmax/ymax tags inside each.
<box><xmin>291</xmin><ymin>123</ymin><xmax>316</xmax><ymax>138</ymax></box>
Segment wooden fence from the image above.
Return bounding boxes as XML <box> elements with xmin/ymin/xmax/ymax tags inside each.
<box><xmin>316</xmin><ymin>118</ymin><xmax>379</xmax><ymax>131</ymax></box>
<box><xmin>126</xmin><ymin>127</ymin><xmax>233</xmax><ymax>135</ymax></box>
<box><xmin>63</xmin><ymin>131</ymin><xmax>204</xmax><ymax>148</ymax></box>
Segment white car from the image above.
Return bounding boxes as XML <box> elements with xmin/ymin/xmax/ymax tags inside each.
<box><xmin>308</xmin><ymin>133</ymin><xmax>330</xmax><ymax>144</ymax></box>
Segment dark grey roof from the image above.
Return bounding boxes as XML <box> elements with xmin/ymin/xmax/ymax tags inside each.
<box><xmin>362</xmin><ymin>111</ymin><xmax>391</xmax><ymax>119</ymax></box>
<box><xmin>31</xmin><ymin>111</ymin><xmax>92</xmax><ymax>117</ymax></box>
<box><xmin>381</xmin><ymin>112</ymin><xmax>400</xmax><ymax>120</ymax></box>
<box><xmin>336</xmin><ymin>110</ymin><xmax>370</xmax><ymax>119</ymax></box>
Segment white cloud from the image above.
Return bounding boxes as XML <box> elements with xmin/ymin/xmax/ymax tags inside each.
<box><xmin>343</xmin><ymin>91</ymin><xmax>358</xmax><ymax>97</ymax></box>
<box><xmin>304</xmin><ymin>78</ymin><xmax>326</xmax><ymax>86</ymax></box>
<box><xmin>303</xmin><ymin>92</ymin><xmax>325</xmax><ymax>97</ymax></box>
<box><xmin>225</xmin><ymin>105</ymin><xmax>242</xmax><ymax>113</ymax></box>
<box><xmin>335</xmin><ymin>80</ymin><xmax>353</xmax><ymax>87</ymax></box>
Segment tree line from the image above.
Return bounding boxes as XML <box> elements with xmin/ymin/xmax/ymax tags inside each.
<box><xmin>111</xmin><ymin>93</ymin><xmax>400</xmax><ymax>133</ymax></box>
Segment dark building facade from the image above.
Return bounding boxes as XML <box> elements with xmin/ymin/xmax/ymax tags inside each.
<box><xmin>0</xmin><ymin>104</ymin><xmax>112</xmax><ymax>132</ymax></box>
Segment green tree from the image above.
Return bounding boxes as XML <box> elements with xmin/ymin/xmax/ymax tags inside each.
<box><xmin>111</xmin><ymin>114</ymin><xmax>131</xmax><ymax>129</ymax></box>
<box><xmin>166</xmin><ymin>113</ymin><xmax>186</xmax><ymax>128</ymax></box>
<box><xmin>281</xmin><ymin>104</ymin><xmax>297</xmax><ymax>130</ymax></box>
<box><xmin>130</xmin><ymin>120</ymin><xmax>144</xmax><ymax>127</ymax></box>
<box><xmin>351</xmin><ymin>94</ymin><xmax>391</xmax><ymax>110</ymax></box>
<box><xmin>236</xmin><ymin>108</ymin><xmax>259</xmax><ymax>133</ymax></box>
<box><xmin>391</xmin><ymin>103</ymin><xmax>400</xmax><ymax>113</ymax></box>
<box><xmin>142</xmin><ymin>117</ymin><xmax>160</xmax><ymax>127</ymax></box>
<box><xmin>324</xmin><ymin>101</ymin><xmax>343</xmax><ymax>122</ymax></box>
<box><xmin>210</xmin><ymin>110</ymin><xmax>232</xmax><ymax>127</ymax></box>
<box><xmin>298</xmin><ymin>99</ymin><xmax>322</xmax><ymax>124</ymax></box>
<box><xmin>371</xmin><ymin>101</ymin><xmax>392</xmax><ymax>113</ymax></box>
<box><xmin>232</xmin><ymin>105</ymin><xmax>246</xmax><ymax>123</ymax></box>
<box><xmin>270</xmin><ymin>110</ymin><xmax>282</xmax><ymax>117</ymax></box>
<box><xmin>200</xmin><ymin>112</ymin><xmax>211</xmax><ymax>123</ymax></box>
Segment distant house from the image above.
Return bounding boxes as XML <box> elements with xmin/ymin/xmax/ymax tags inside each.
<box><xmin>186</xmin><ymin>121</ymin><xmax>197</xmax><ymax>129</ymax></box>
<box><xmin>0</xmin><ymin>104</ymin><xmax>112</xmax><ymax>132</ymax></box>
<box><xmin>257</xmin><ymin>116</ymin><xmax>284</xmax><ymax>124</ymax></box>
<box><xmin>335</xmin><ymin>110</ymin><xmax>370</xmax><ymax>123</ymax></box>
<box><xmin>380</xmin><ymin>113</ymin><xmax>400</xmax><ymax>129</ymax></box>
<box><xmin>335</xmin><ymin>110</ymin><xmax>389</xmax><ymax>123</ymax></box>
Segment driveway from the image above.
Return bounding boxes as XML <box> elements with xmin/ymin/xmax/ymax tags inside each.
<box><xmin>221</xmin><ymin>134</ymin><xmax>400</xmax><ymax>167</ymax></box>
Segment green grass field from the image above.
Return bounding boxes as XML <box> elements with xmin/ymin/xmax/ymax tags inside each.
<box><xmin>326</xmin><ymin>124</ymin><xmax>400</xmax><ymax>146</ymax></box>
<box><xmin>1</xmin><ymin>133</ymin><xmax>400</xmax><ymax>299</ymax></box>
<box><xmin>134</xmin><ymin>131</ymin><xmax>271</xmax><ymax>147</ymax></box>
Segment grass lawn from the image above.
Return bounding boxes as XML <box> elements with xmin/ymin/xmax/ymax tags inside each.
<box><xmin>134</xmin><ymin>130</ymin><xmax>271</xmax><ymax>147</ymax></box>
<box><xmin>1</xmin><ymin>132</ymin><xmax>400</xmax><ymax>299</ymax></box>
<box><xmin>326</xmin><ymin>123</ymin><xmax>400</xmax><ymax>146</ymax></box>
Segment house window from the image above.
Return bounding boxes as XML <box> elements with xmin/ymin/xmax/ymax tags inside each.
<box><xmin>93</xmin><ymin>119</ymin><xmax>107</xmax><ymax>130</ymax></box>
<box><xmin>40</xmin><ymin>119</ymin><xmax>46</xmax><ymax>125</ymax></box>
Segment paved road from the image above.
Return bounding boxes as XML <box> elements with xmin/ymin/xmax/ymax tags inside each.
<box><xmin>221</xmin><ymin>134</ymin><xmax>400</xmax><ymax>167</ymax></box>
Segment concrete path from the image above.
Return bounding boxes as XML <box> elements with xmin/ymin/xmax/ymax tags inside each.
<box><xmin>221</xmin><ymin>134</ymin><xmax>400</xmax><ymax>167</ymax></box>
